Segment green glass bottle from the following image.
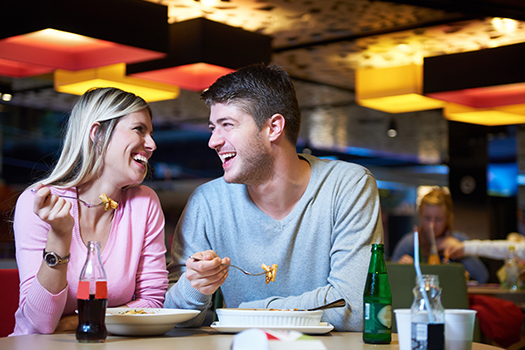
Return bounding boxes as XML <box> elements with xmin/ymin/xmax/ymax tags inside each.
<box><xmin>363</xmin><ymin>243</ymin><xmax>392</xmax><ymax>344</ymax></box>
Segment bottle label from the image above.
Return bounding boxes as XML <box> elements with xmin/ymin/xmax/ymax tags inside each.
<box><xmin>77</xmin><ymin>281</ymin><xmax>107</xmax><ymax>299</ymax></box>
<box><xmin>411</xmin><ymin>322</ymin><xmax>444</xmax><ymax>350</ymax></box>
<box><xmin>364</xmin><ymin>303</ymin><xmax>392</xmax><ymax>333</ymax></box>
<box><xmin>95</xmin><ymin>281</ymin><xmax>108</xmax><ymax>299</ymax></box>
<box><xmin>77</xmin><ymin>281</ymin><xmax>90</xmax><ymax>299</ymax></box>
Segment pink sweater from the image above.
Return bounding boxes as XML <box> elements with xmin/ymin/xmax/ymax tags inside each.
<box><xmin>12</xmin><ymin>185</ymin><xmax>169</xmax><ymax>335</ymax></box>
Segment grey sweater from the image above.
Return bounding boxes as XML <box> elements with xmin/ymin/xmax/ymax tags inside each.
<box><xmin>164</xmin><ymin>154</ymin><xmax>383</xmax><ymax>331</ymax></box>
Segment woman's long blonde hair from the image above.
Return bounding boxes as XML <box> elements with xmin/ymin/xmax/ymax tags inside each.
<box><xmin>35</xmin><ymin>87</ymin><xmax>151</xmax><ymax>188</ymax></box>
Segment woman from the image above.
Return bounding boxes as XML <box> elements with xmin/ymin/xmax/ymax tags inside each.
<box><xmin>12</xmin><ymin>87</ymin><xmax>168</xmax><ymax>335</ymax></box>
<box><xmin>391</xmin><ymin>187</ymin><xmax>489</xmax><ymax>283</ymax></box>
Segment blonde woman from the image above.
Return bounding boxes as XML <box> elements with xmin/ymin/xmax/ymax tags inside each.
<box><xmin>11</xmin><ymin>87</ymin><xmax>168</xmax><ymax>335</ymax></box>
<box><xmin>391</xmin><ymin>187</ymin><xmax>489</xmax><ymax>283</ymax></box>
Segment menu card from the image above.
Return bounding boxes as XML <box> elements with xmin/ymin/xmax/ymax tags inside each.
<box><xmin>231</xmin><ymin>329</ymin><xmax>327</xmax><ymax>350</ymax></box>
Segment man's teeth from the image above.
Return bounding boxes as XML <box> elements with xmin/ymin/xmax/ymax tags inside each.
<box><xmin>220</xmin><ymin>152</ymin><xmax>236</xmax><ymax>162</ymax></box>
<box><xmin>133</xmin><ymin>154</ymin><xmax>148</xmax><ymax>164</ymax></box>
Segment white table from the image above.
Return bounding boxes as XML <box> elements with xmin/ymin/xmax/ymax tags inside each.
<box><xmin>0</xmin><ymin>329</ymin><xmax>505</xmax><ymax>350</ymax></box>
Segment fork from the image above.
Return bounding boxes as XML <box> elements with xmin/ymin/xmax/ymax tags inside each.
<box><xmin>189</xmin><ymin>256</ymin><xmax>267</xmax><ymax>276</ymax></box>
<box><xmin>31</xmin><ymin>188</ymin><xmax>104</xmax><ymax>208</ymax></box>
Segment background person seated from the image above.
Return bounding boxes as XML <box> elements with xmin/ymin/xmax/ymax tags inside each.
<box><xmin>391</xmin><ymin>187</ymin><xmax>489</xmax><ymax>283</ymax></box>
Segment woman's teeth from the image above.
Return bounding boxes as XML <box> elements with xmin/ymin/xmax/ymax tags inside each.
<box><xmin>133</xmin><ymin>154</ymin><xmax>148</xmax><ymax>165</ymax></box>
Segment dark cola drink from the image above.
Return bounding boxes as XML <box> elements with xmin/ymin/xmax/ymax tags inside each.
<box><xmin>76</xmin><ymin>241</ymin><xmax>108</xmax><ymax>343</ymax></box>
<box><xmin>76</xmin><ymin>294</ymin><xmax>108</xmax><ymax>343</ymax></box>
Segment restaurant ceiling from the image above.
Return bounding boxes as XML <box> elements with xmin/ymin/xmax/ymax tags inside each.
<box><xmin>1</xmin><ymin>0</ymin><xmax>524</xmax><ymax>181</ymax></box>
<box><xmin>4</xmin><ymin>0</ymin><xmax>525</xmax><ymax>100</ymax></box>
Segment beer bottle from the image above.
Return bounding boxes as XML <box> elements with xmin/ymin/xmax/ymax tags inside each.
<box><xmin>363</xmin><ymin>243</ymin><xmax>392</xmax><ymax>344</ymax></box>
<box><xmin>427</xmin><ymin>244</ymin><xmax>441</xmax><ymax>265</ymax></box>
<box><xmin>76</xmin><ymin>241</ymin><xmax>108</xmax><ymax>343</ymax></box>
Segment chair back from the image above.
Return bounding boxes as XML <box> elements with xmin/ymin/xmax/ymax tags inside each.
<box><xmin>0</xmin><ymin>269</ymin><xmax>19</xmax><ymax>337</ymax></box>
<box><xmin>386</xmin><ymin>263</ymin><xmax>470</xmax><ymax>332</ymax></box>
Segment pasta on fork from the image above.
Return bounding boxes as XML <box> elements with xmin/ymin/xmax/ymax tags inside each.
<box><xmin>261</xmin><ymin>263</ymin><xmax>278</xmax><ymax>284</ymax></box>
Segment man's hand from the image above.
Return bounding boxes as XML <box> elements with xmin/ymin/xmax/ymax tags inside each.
<box><xmin>186</xmin><ymin>250</ymin><xmax>230</xmax><ymax>295</ymax></box>
<box><xmin>438</xmin><ymin>236</ymin><xmax>465</xmax><ymax>260</ymax></box>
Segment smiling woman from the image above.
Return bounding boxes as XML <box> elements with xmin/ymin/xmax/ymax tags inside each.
<box><xmin>10</xmin><ymin>87</ymin><xmax>169</xmax><ymax>336</ymax></box>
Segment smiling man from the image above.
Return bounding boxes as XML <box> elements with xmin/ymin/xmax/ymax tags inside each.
<box><xmin>164</xmin><ymin>64</ymin><xmax>384</xmax><ymax>331</ymax></box>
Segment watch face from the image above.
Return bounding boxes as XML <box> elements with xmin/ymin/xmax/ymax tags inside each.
<box><xmin>45</xmin><ymin>253</ymin><xmax>57</xmax><ymax>266</ymax></box>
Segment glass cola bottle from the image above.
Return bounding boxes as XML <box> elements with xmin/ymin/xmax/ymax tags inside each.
<box><xmin>76</xmin><ymin>241</ymin><xmax>108</xmax><ymax>343</ymax></box>
<box><xmin>363</xmin><ymin>243</ymin><xmax>392</xmax><ymax>344</ymax></box>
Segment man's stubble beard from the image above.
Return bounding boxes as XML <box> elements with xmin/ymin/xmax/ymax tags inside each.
<box><xmin>224</xmin><ymin>133</ymin><xmax>274</xmax><ymax>186</ymax></box>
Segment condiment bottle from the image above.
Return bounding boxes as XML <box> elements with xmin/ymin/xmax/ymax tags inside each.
<box><xmin>76</xmin><ymin>241</ymin><xmax>108</xmax><ymax>343</ymax></box>
<box><xmin>411</xmin><ymin>274</ymin><xmax>444</xmax><ymax>350</ymax></box>
<box><xmin>363</xmin><ymin>243</ymin><xmax>392</xmax><ymax>344</ymax></box>
<box><xmin>505</xmin><ymin>245</ymin><xmax>519</xmax><ymax>291</ymax></box>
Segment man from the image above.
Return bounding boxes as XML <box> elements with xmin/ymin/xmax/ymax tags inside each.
<box><xmin>164</xmin><ymin>64</ymin><xmax>383</xmax><ymax>331</ymax></box>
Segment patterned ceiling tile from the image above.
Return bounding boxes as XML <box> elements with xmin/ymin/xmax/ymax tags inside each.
<box><xmin>146</xmin><ymin>0</ymin><xmax>461</xmax><ymax>47</ymax></box>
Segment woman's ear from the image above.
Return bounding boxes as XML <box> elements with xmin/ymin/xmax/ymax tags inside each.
<box><xmin>267</xmin><ymin>114</ymin><xmax>285</xmax><ymax>142</ymax></box>
<box><xmin>89</xmin><ymin>122</ymin><xmax>101</xmax><ymax>143</ymax></box>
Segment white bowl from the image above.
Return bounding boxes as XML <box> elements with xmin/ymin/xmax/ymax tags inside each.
<box><xmin>215</xmin><ymin>308</ymin><xmax>323</xmax><ymax>327</ymax></box>
<box><xmin>105</xmin><ymin>308</ymin><xmax>200</xmax><ymax>336</ymax></box>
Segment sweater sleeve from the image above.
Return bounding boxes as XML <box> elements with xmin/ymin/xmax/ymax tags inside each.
<box><xmin>239</xmin><ymin>170</ymin><xmax>383</xmax><ymax>331</ymax></box>
<box><xmin>464</xmin><ymin>240</ymin><xmax>525</xmax><ymax>260</ymax></box>
<box><xmin>164</xmin><ymin>196</ymin><xmax>212</xmax><ymax>327</ymax></box>
<box><xmin>12</xmin><ymin>189</ymin><xmax>69</xmax><ymax>335</ymax></box>
<box><xmin>127</xmin><ymin>187</ymin><xmax>169</xmax><ymax>309</ymax></box>
<box><xmin>451</xmin><ymin>232</ymin><xmax>489</xmax><ymax>284</ymax></box>
<box><xmin>391</xmin><ymin>233</ymin><xmax>415</xmax><ymax>262</ymax></box>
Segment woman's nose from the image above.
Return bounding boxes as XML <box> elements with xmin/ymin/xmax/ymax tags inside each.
<box><xmin>145</xmin><ymin>134</ymin><xmax>157</xmax><ymax>151</ymax></box>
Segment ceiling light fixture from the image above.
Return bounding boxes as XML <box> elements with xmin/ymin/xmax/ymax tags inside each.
<box><xmin>424</xmin><ymin>42</ymin><xmax>525</xmax><ymax>125</ymax></box>
<box><xmin>127</xmin><ymin>18</ymin><xmax>272</xmax><ymax>92</ymax></box>
<box><xmin>54</xmin><ymin>63</ymin><xmax>179</xmax><ymax>102</ymax></box>
<box><xmin>0</xmin><ymin>0</ymin><xmax>168</xmax><ymax>78</ymax></box>
<box><xmin>444</xmin><ymin>102</ymin><xmax>525</xmax><ymax>126</ymax></box>
<box><xmin>356</xmin><ymin>64</ymin><xmax>445</xmax><ymax>114</ymax></box>
<box><xmin>387</xmin><ymin>118</ymin><xmax>398</xmax><ymax>137</ymax></box>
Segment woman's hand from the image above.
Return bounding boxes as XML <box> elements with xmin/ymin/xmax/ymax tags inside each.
<box><xmin>398</xmin><ymin>254</ymin><xmax>414</xmax><ymax>264</ymax></box>
<box><xmin>54</xmin><ymin>314</ymin><xmax>78</xmax><ymax>334</ymax></box>
<box><xmin>33</xmin><ymin>184</ymin><xmax>74</xmax><ymax>236</ymax></box>
<box><xmin>438</xmin><ymin>236</ymin><xmax>465</xmax><ymax>260</ymax></box>
<box><xmin>185</xmin><ymin>250</ymin><xmax>230</xmax><ymax>295</ymax></box>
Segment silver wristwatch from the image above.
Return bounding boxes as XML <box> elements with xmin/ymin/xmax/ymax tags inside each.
<box><xmin>43</xmin><ymin>249</ymin><xmax>70</xmax><ymax>267</ymax></box>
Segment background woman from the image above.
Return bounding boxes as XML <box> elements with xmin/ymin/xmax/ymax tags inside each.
<box><xmin>391</xmin><ymin>187</ymin><xmax>489</xmax><ymax>283</ymax></box>
<box><xmin>12</xmin><ymin>87</ymin><xmax>168</xmax><ymax>335</ymax></box>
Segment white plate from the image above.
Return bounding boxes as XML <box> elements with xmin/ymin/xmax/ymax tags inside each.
<box><xmin>105</xmin><ymin>308</ymin><xmax>200</xmax><ymax>336</ymax></box>
<box><xmin>210</xmin><ymin>321</ymin><xmax>334</xmax><ymax>334</ymax></box>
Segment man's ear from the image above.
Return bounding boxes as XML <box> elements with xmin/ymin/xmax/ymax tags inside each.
<box><xmin>267</xmin><ymin>114</ymin><xmax>285</xmax><ymax>142</ymax></box>
<box><xmin>89</xmin><ymin>122</ymin><xmax>101</xmax><ymax>143</ymax></box>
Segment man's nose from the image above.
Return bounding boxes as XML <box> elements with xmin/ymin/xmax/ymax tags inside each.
<box><xmin>208</xmin><ymin>130</ymin><xmax>224</xmax><ymax>150</ymax></box>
